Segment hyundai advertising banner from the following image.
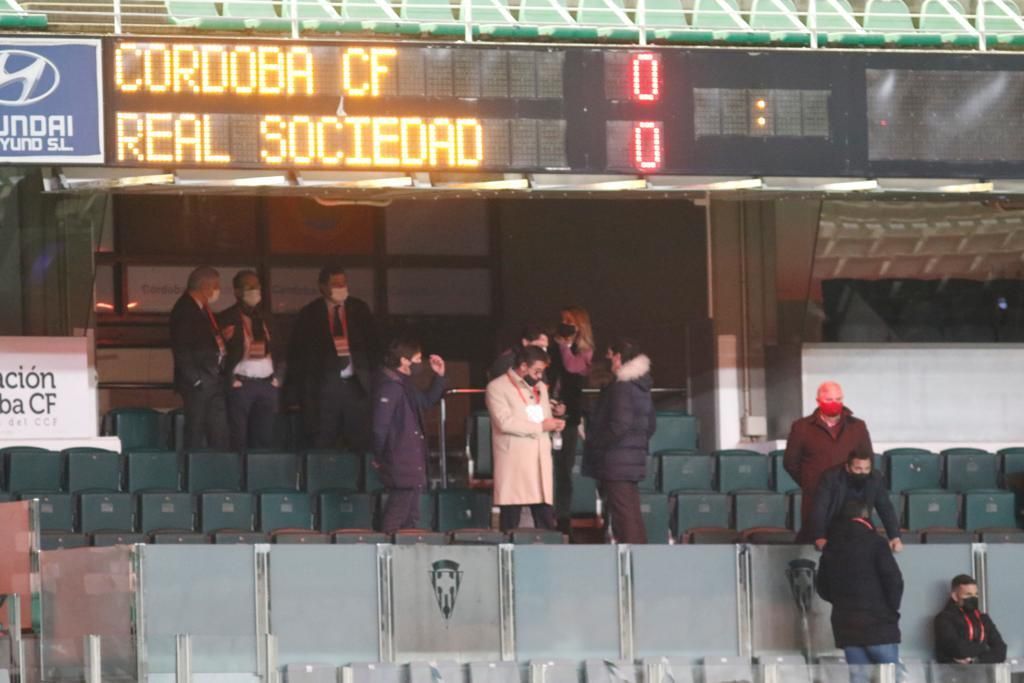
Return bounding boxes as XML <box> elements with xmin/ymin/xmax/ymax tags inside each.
<box><xmin>0</xmin><ymin>38</ymin><xmax>103</xmax><ymax>163</ymax></box>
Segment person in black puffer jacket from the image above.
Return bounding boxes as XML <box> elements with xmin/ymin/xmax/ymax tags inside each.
<box><xmin>583</xmin><ymin>338</ymin><xmax>656</xmax><ymax>544</ymax></box>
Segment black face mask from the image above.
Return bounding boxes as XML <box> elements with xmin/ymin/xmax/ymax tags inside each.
<box><xmin>557</xmin><ymin>323</ymin><xmax>577</xmax><ymax>338</ymax></box>
<box><xmin>523</xmin><ymin>375</ymin><xmax>540</xmax><ymax>387</ymax></box>
<box><xmin>847</xmin><ymin>472</ymin><xmax>870</xmax><ymax>489</ymax></box>
<box><xmin>961</xmin><ymin>597</ymin><xmax>980</xmax><ymax>611</ymax></box>
<box><xmin>409</xmin><ymin>360</ymin><xmax>424</xmax><ymax>376</ymax></box>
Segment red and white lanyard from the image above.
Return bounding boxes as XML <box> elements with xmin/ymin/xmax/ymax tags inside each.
<box><xmin>507</xmin><ymin>374</ymin><xmax>541</xmax><ymax>405</ymax></box>
<box><xmin>963</xmin><ymin>610</ymin><xmax>986</xmax><ymax>643</ymax></box>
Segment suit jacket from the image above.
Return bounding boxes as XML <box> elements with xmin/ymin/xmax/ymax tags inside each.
<box><xmin>934</xmin><ymin>600</ymin><xmax>1007</xmax><ymax>664</ymax></box>
<box><xmin>371</xmin><ymin>368</ymin><xmax>446</xmax><ymax>489</ymax></box>
<box><xmin>217</xmin><ymin>302</ymin><xmax>285</xmax><ymax>384</ymax></box>
<box><xmin>169</xmin><ymin>293</ymin><xmax>223</xmax><ymax>394</ymax></box>
<box><xmin>486</xmin><ymin>372</ymin><xmax>554</xmax><ymax>506</ymax></box>
<box><xmin>285</xmin><ymin>296</ymin><xmax>378</xmax><ymax>402</ymax></box>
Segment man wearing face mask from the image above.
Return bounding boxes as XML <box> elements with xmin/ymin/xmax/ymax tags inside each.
<box><xmin>219</xmin><ymin>270</ymin><xmax>285</xmax><ymax>452</ymax></box>
<box><xmin>934</xmin><ymin>575</ymin><xmax>1007</xmax><ymax>665</ymax></box>
<box><xmin>784</xmin><ymin>381</ymin><xmax>875</xmax><ymax>544</ymax></box>
<box><xmin>372</xmin><ymin>336</ymin><xmax>446</xmax><ymax>534</ymax></box>
<box><xmin>286</xmin><ymin>265</ymin><xmax>379</xmax><ymax>451</ymax></box>
<box><xmin>808</xmin><ymin>452</ymin><xmax>902</xmax><ymax>552</ymax></box>
<box><xmin>169</xmin><ymin>266</ymin><xmax>230</xmax><ymax>450</ymax></box>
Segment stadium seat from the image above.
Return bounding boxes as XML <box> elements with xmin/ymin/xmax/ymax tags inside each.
<box><xmin>245</xmin><ymin>451</ymin><xmax>300</xmax><ymax>493</ymax></box>
<box><xmin>167</xmin><ymin>408</ymin><xmax>185</xmax><ymax>452</ymax></box>
<box><xmin>339</xmin><ymin>0</ymin><xmax>404</xmax><ymax>33</ymax></box>
<box><xmin>304</xmin><ymin>450</ymin><xmax>361</xmax><ymax>495</ymax></box>
<box><xmin>771</xmin><ymin>451</ymin><xmax>798</xmax><ymax>493</ymax></box>
<box><xmin>187</xmin><ymin>451</ymin><xmax>242</xmax><ymax>493</ymax></box>
<box><xmin>259</xmin><ymin>492</ymin><xmax>313</xmax><ymax>532</ymax></box>
<box><xmin>199</xmin><ymin>492</ymin><xmax>254</xmax><ymax>533</ymax></box>
<box><xmin>518</xmin><ymin>0</ymin><xmax>600</xmax><ymax>38</ymax></box>
<box><xmin>977</xmin><ymin>0</ymin><xmax>1024</xmax><ymax>46</ymax></box>
<box><xmin>570</xmin><ymin>465</ymin><xmax>600</xmax><ymax>517</ymax></box>
<box><xmin>27</xmin><ymin>493</ymin><xmax>74</xmax><ymax>532</ymax></box>
<box><xmin>684</xmin><ymin>527</ymin><xmax>741</xmax><ymax>544</ymax></box>
<box><xmin>213</xmin><ymin>531</ymin><xmax>270</xmax><ymax>543</ymax></box>
<box><xmin>922</xmin><ymin>529</ymin><xmax>977</xmax><ymax>544</ymax></box>
<box><xmin>6</xmin><ymin>449</ymin><xmax>62</xmax><ymax>495</ymax></box>
<box><xmin>742</xmin><ymin>528</ymin><xmax>797</xmax><ymax>544</ymax></box>
<box><xmin>863</xmin><ymin>0</ymin><xmax>945</xmax><ymax>45</ymax></box>
<box><xmin>467</xmin><ymin>412</ymin><xmax>494</xmax><ymax>478</ymax></box>
<box><xmin>79</xmin><ymin>493</ymin><xmax>134</xmax><ymax>534</ymax></box>
<box><xmin>919</xmin><ymin>0</ymin><xmax>980</xmax><ymax>45</ymax></box>
<box><xmin>67</xmin><ymin>449</ymin><xmax>122</xmax><ymax>493</ymax></box>
<box><xmin>510</xmin><ymin>528</ymin><xmax>565</xmax><ymax>544</ymax></box>
<box><xmin>979</xmin><ymin>528</ymin><xmax>1024</xmax><ymax>543</ymax></box>
<box><xmin>281</xmin><ymin>0</ymin><xmax>354</xmax><ymax>30</ymax></box>
<box><xmin>273</xmin><ymin>530</ymin><xmax>330</xmax><ymax>544</ymax></box>
<box><xmin>660</xmin><ymin>452</ymin><xmax>714</xmax><ymax>493</ymax></box>
<box><xmin>814</xmin><ymin>0</ymin><xmax>888</xmax><ymax>45</ymax></box>
<box><xmin>644</xmin><ymin>0</ymin><xmax>715</xmax><ymax>42</ymax></box>
<box><xmin>393</xmin><ymin>530</ymin><xmax>447</xmax><ymax>544</ymax></box>
<box><xmin>92</xmin><ymin>532</ymin><xmax>146</xmax><ymax>547</ymax></box>
<box><xmin>674</xmin><ymin>492</ymin><xmax>730</xmax><ymax>534</ymax></box>
<box><xmin>469</xmin><ymin>0</ymin><xmax>541</xmax><ymax>38</ymax></box>
<box><xmin>871</xmin><ymin>492</ymin><xmax>904</xmax><ymax>530</ymax></box>
<box><xmin>0</xmin><ymin>0</ymin><xmax>46</xmax><ymax>26</ymax></box>
<box><xmin>692</xmin><ymin>0</ymin><xmax>772</xmax><ymax>42</ymax></box>
<box><xmin>164</xmin><ymin>0</ymin><xmax>248</xmax><ymax>29</ymax></box>
<box><xmin>222</xmin><ymin>0</ymin><xmax>293</xmax><ymax>30</ymax></box>
<box><xmin>333</xmin><ymin>530</ymin><xmax>389</xmax><ymax>543</ymax></box>
<box><xmin>734</xmin><ymin>491</ymin><xmax>788</xmax><ymax>531</ymax></box>
<box><xmin>638</xmin><ymin>493</ymin><xmax>671</xmax><ymax>543</ymax></box>
<box><xmin>944</xmin><ymin>450</ymin><xmax>998</xmax><ymax>492</ymax></box>
<box><xmin>103</xmin><ymin>408</ymin><xmax>162</xmax><ymax>451</ymax></box>
<box><xmin>649</xmin><ymin>412</ymin><xmax>700</xmax><ymax>453</ymax></box>
<box><xmin>437</xmin><ymin>489</ymin><xmax>492</xmax><ymax>532</ymax></box>
<box><xmin>41</xmin><ymin>532</ymin><xmax>89</xmax><ymax>550</ymax></box>
<box><xmin>151</xmin><ymin>532</ymin><xmax>208</xmax><ymax>544</ymax></box>
<box><xmin>905</xmin><ymin>490</ymin><xmax>959</xmax><ymax>530</ymax></box>
<box><xmin>639</xmin><ymin>454</ymin><xmax>660</xmax><ymax>493</ymax></box>
<box><xmin>714</xmin><ymin>449</ymin><xmax>763</xmax><ymax>457</ymax></box>
<box><xmin>717</xmin><ymin>454</ymin><xmax>770</xmax><ymax>493</ymax></box>
<box><xmin>139</xmin><ymin>492</ymin><xmax>194</xmax><ymax>534</ymax></box>
<box><xmin>378</xmin><ymin>490</ymin><xmax>435</xmax><ymax>530</ymax></box>
<box><xmin>749</xmin><ymin>0</ymin><xmax>811</xmax><ymax>43</ymax></box>
<box><xmin>450</xmin><ymin>529</ymin><xmax>507</xmax><ymax>544</ymax></box>
<box><xmin>318</xmin><ymin>491</ymin><xmax>374</xmax><ymax>531</ymax></box>
<box><xmin>127</xmin><ymin>450</ymin><xmax>180</xmax><ymax>493</ymax></box>
<box><xmin>963</xmin><ymin>490</ymin><xmax>1016</xmax><ymax>530</ymax></box>
<box><xmin>1001</xmin><ymin>447</ymin><xmax>1024</xmax><ymax>487</ymax></box>
<box><xmin>887</xmin><ymin>450</ymin><xmax>941</xmax><ymax>492</ymax></box>
<box><xmin>399</xmin><ymin>0</ymin><xmax>463</xmax><ymax>34</ymax></box>
<box><xmin>576</xmin><ymin>0</ymin><xmax>640</xmax><ymax>39</ymax></box>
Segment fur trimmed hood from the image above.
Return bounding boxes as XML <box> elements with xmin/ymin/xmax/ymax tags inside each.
<box><xmin>615</xmin><ymin>354</ymin><xmax>651</xmax><ymax>383</ymax></box>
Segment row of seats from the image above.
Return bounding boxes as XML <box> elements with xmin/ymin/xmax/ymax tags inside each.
<box><xmin>0</xmin><ymin>0</ymin><xmax>46</xmax><ymax>27</ymax></box>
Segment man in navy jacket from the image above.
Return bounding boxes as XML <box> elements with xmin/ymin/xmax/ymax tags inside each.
<box><xmin>809</xmin><ymin>451</ymin><xmax>902</xmax><ymax>551</ymax></box>
<box><xmin>372</xmin><ymin>337</ymin><xmax>447</xmax><ymax>534</ymax></box>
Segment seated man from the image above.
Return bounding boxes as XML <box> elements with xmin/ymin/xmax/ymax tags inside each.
<box><xmin>934</xmin><ymin>575</ymin><xmax>1007</xmax><ymax>664</ymax></box>
<box><xmin>809</xmin><ymin>451</ymin><xmax>902</xmax><ymax>552</ymax></box>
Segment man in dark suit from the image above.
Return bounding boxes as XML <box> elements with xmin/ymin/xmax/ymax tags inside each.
<box><xmin>809</xmin><ymin>451</ymin><xmax>902</xmax><ymax>552</ymax></box>
<box><xmin>219</xmin><ymin>270</ymin><xmax>285</xmax><ymax>452</ymax></box>
<box><xmin>286</xmin><ymin>265</ymin><xmax>378</xmax><ymax>450</ymax></box>
<box><xmin>170</xmin><ymin>266</ymin><xmax>230</xmax><ymax>450</ymax></box>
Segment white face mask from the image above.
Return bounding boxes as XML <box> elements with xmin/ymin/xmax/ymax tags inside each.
<box><xmin>330</xmin><ymin>287</ymin><xmax>349</xmax><ymax>304</ymax></box>
<box><xmin>242</xmin><ymin>290</ymin><xmax>262</xmax><ymax>307</ymax></box>
<box><xmin>208</xmin><ymin>289</ymin><xmax>221</xmax><ymax>305</ymax></box>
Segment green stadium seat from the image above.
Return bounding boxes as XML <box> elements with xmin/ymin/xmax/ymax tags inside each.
<box><xmin>187</xmin><ymin>451</ymin><xmax>242</xmax><ymax>493</ymax></box>
<box><xmin>576</xmin><ymin>0</ymin><xmax>640</xmax><ymax>39</ymax></box>
<box><xmin>393</xmin><ymin>530</ymin><xmax>447</xmax><ymax>544</ymax></box>
<box><xmin>871</xmin><ymin>492</ymin><xmax>904</xmax><ymax>530</ymax></box>
<box><xmin>304</xmin><ymin>450</ymin><xmax>361</xmax><ymax>495</ymax></box>
<box><xmin>164</xmin><ymin>0</ymin><xmax>248</xmax><ymax>29</ymax></box>
<box><xmin>150</xmin><ymin>532</ymin><xmax>208</xmax><ymax>544</ymax></box>
<box><xmin>273</xmin><ymin>530</ymin><xmax>329</xmax><ymax>544</ymax></box>
<box><xmin>919</xmin><ymin>0</ymin><xmax>981</xmax><ymax>45</ymax></box>
<box><xmin>25</xmin><ymin>493</ymin><xmax>73</xmax><ymax>532</ymax></box>
<box><xmin>281</xmin><ymin>0</ymin><xmax>357</xmax><ymax>30</ymax></box>
<box><xmin>639</xmin><ymin>454</ymin><xmax>660</xmax><ymax>493</ymax></box>
<box><xmin>399</xmin><ymin>0</ymin><xmax>463</xmax><ymax>34</ymax></box>
<box><xmin>714</xmin><ymin>449</ymin><xmax>763</xmax><ymax>458</ymax></box>
<box><xmin>863</xmin><ymin>0</ymin><xmax>944</xmax><ymax>45</ymax></box>
<box><xmin>518</xmin><ymin>0</ymin><xmax>600</xmax><ymax>40</ymax></box>
<box><xmin>813</xmin><ymin>0</ymin><xmax>887</xmax><ymax>45</ymax></box>
<box><xmin>650</xmin><ymin>412</ymin><xmax>699</xmax><ymax>453</ymax></box>
<box><xmin>978</xmin><ymin>0</ymin><xmax>1024</xmax><ymax>46</ymax></box>
<box><xmin>259</xmin><ymin>492</ymin><xmax>313</xmax><ymax>532</ymax></box>
<box><xmin>749</xmin><ymin>0</ymin><xmax>811</xmax><ymax>43</ymax></box>
<box><xmin>644</xmin><ymin>0</ymin><xmax>716</xmax><ymax>42</ymax></box>
<box><xmin>692</xmin><ymin>0</ymin><xmax>772</xmax><ymax>42</ymax></box>
<box><xmin>222</xmin><ymin>0</ymin><xmax>293</xmax><ymax>30</ymax></box>
<box><xmin>660</xmin><ymin>452</ymin><xmax>713</xmax><ymax>493</ymax></box>
<box><xmin>167</xmin><ymin>408</ymin><xmax>185</xmax><ymax>452</ymax></box>
<box><xmin>79</xmin><ymin>493</ymin><xmax>134</xmax><ymax>534</ymax></box>
<box><xmin>67</xmin><ymin>450</ymin><xmax>122</xmax><ymax>493</ymax></box>
<box><xmin>905</xmin><ymin>490</ymin><xmax>959</xmax><ymax>531</ymax></box>
<box><xmin>945</xmin><ymin>451</ymin><xmax>998</xmax><ymax>492</ymax></box>
<box><xmin>570</xmin><ymin>466</ymin><xmax>599</xmax><ymax>516</ymax></box>
<box><xmin>1001</xmin><ymin>447</ymin><xmax>1024</xmax><ymax>487</ymax></box>
<box><xmin>771</xmin><ymin>451</ymin><xmax>798</xmax><ymax>493</ymax></box>
<box><xmin>469</xmin><ymin>0</ymin><xmax>540</xmax><ymax>38</ymax></box>
<box><xmin>734</xmin><ymin>491</ymin><xmax>788</xmax><ymax>531</ymax></box>
<box><xmin>963</xmin><ymin>490</ymin><xmax>1016</xmax><ymax>531</ymax></box>
<box><xmin>888</xmin><ymin>451</ymin><xmax>941</xmax><ymax>492</ymax></box>
<box><xmin>979</xmin><ymin>528</ymin><xmax>1024</xmax><ymax>543</ymax></box>
<box><xmin>717</xmin><ymin>454</ymin><xmax>770</xmax><ymax>493</ymax></box>
<box><xmin>91</xmin><ymin>532</ymin><xmax>146</xmax><ymax>547</ymax></box>
<box><xmin>245</xmin><ymin>451</ymin><xmax>299</xmax><ymax>493</ymax></box>
<box><xmin>510</xmin><ymin>528</ymin><xmax>565</xmax><ymax>544</ymax></box>
<box><xmin>467</xmin><ymin>412</ymin><xmax>493</xmax><ymax>479</ymax></box>
<box><xmin>41</xmin><ymin>532</ymin><xmax>89</xmax><ymax>550</ymax></box>
<box><xmin>450</xmin><ymin>529</ymin><xmax>506</xmax><ymax>544</ymax></box>
<box><xmin>199</xmin><ymin>492</ymin><xmax>254</xmax><ymax>533</ymax></box>
<box><xmin>6</xmin><ymin>449</ymin><xmax>62</xmax><ymax>495</ymax></box>
<box><xmin>139</xmin><ymin>492</ymin><xmax>194</xmax><ymax>534</ymax></box>
<box><xmin>127</xmin><ymin>450</ymin><xmax>180</xmax><ymax>493</ymax></box>
<box><xmin>638</xmin><ymin>493</ymin><xmax>671</xmax><ymax>543</ymax></box>
<box><xmin>332</xmin><ymin>529</ymin><xmax>389</xmax><ymax>543</ymax></box>
<box><xmin>436</xmin><ymin>488</ymin><xmax>492</xmax><ymax>532</ymax></box>
<box><xmin>0</xmin><ymin>0</ymin><xmax>47</xmax><ymax>27</ymax></box>
<box><xmin>213</xmin><ymin>531</ymin><xmax>269</xmax><ymax>544</ymax></box>
<box><xmin>674</xmin><ymin>492</ymin><xmax>729</xmax><ymax>534</ymax></box>
<box><xmin>104</xmin><ymin>408</ymin><xmax>162</xmax><ymax>451</ymax></box>
<box><xmin>318</xmin><ymin>491</ymin><xmax>374</xmax><ymax>531</ymax></box>
<box><xmin>378</xmin><ymin>490</ymin><xmax>434</xmax><ymax>529</ymax></box>
<box><xmin>339</xmin><ymin>0</ymin><xmax>404</xmax><ymax>32</ymax></box>
<box><xmin>364</xmin><ymin>452</ymin><xmax>385</xmax><ymax>493</ymax></box>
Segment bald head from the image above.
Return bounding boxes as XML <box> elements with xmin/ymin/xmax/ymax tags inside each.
<box><xmin>817</xmin><ymin>382</ymin><xmax>843</xmax><ymax>402</ymax></box>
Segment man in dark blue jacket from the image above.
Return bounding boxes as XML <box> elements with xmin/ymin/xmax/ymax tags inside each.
<box><xmin>372</xmin><ymin>337</ymin><xmax>447</xmax><ymax>534</ymax></box>
<box><xmin>809</xmin><ymin>452</ymin><xmax>902</xmax><ymax>552</ymax></box>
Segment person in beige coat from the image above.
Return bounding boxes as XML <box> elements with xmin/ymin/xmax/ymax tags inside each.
<box><xmin>486</xmin><ymin>345</ymin><xmax>566</xmax><ymax>532</ymax></box>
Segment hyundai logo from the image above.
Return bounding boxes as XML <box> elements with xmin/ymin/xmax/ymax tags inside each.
<box><xmin>0</xmin><ymin>50</ymin><xmax>60</xmax><ymax>106</ymax></box>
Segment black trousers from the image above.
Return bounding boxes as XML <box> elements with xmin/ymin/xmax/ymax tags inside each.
<box><xmin>380</xmin><ymin>487</ymin><xmax>423</xmax><ymax>533</ymax></box>
<box><xmin>602</xmin><ymin>480</ymin><xmax>647</xmax><ymax>544</ymax></box>
<box><xmin>313</xmin><ymin>373</ymin><xmax>371</xmax><ymax>451</ymax></box>
<box><xmin>499</xmin><ymin>504</ymin><xmax>556</xmax><ymax>532</ymax></box>
<box><xmin>183</xmin><ymin>382</ymin><xmax>229</xmax><ymax>451</ymax></box>
<box><xmin>552</xmin><ymin>418</ymin><xmax>580</xmax><ymax>521</ymax></box>
<box><xmin>226</xmin><ymin>378</ymin><xmax>278</xmax><ymax>452</ymax></box>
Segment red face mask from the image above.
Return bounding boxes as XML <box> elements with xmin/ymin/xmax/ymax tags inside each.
<box><xmin>818</xmin><ymin>400</ymin><xmax>843</xmax><ymax>417</ymax></box>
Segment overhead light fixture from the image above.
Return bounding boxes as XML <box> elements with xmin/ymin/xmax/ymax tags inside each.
<box><xmin>227</xmin><ymin>175</ymin><xmax>291</xmax><ymax>187</ymax></box>
<box><xmin>440</xmin><ymin>178</ymin><xmax>530</xmax><ymax>190</ymax></box>
<box><xmin>936</xmin><ymin>181</ymin><xmax>994</xmax><ymax>193</ymax></box>
<box><xmin>58</xmin><ymin>173</ymin><xmax>175</xmax><ymax>190</ymax></box>
<box><xmin>704</xmin><ymin>178</ymin><xmax>763</xmax><ymax>191</ymax></box>
<box><xmin>347</xmin><ymin>176</ymin><xmax>414</xmax><ymax>188</ymax></box>
<box><xmin>819</xmin><ymin>179</ymin><xmax>879</xmax><ymax>192</ymax></box>
<box><xmin>575</xmin><ymin>178</ymin><xmax>648</xmax><ymax>191</ymax></box>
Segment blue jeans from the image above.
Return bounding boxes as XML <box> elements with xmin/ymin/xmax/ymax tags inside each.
<box><xmin>843</xmin><ymin>644</ymin><xmax>903</xmax><ymax>683</ymax></box>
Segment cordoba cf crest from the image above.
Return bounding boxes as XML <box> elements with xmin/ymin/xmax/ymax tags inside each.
<box><xmin>430</xmin><ymin>559</ymin><xmax>463</xmax><ymax>621</ymax></box>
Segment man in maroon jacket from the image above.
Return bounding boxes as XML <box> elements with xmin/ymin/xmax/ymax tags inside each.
<box><xmin>784</xmin><ymin>381</ymin><xmax>899</xmax><ymax>550</ymax></box>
